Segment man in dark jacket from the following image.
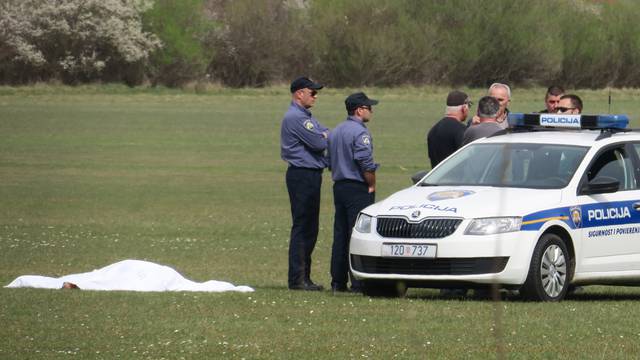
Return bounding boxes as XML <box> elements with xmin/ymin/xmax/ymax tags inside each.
<box><xmin>426</xmin><ymin>90</ymin><xmax>472</xmax><ymax>168</ymax></box>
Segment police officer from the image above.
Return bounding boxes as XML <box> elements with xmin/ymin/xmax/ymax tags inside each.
<box><xmin>280</xmin><ymin>76</ymin><xmax>329</xmax><ymax>291</ymax></box>
<box><xmin>328</xmin><ymin>92</ymin><xmax>379</xmax><ymax>293</ymax></box>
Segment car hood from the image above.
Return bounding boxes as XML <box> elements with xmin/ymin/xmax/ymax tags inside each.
<box><xmin>364</xmin><ymin>186</ymin><xmax>563</xmax><ymax>220</ymax></box>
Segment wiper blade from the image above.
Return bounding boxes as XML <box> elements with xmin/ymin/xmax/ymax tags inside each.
<box><xmin>418</xmin><ymin>182</ymin><xmax>438</xmax><ymax>186</ymax></box>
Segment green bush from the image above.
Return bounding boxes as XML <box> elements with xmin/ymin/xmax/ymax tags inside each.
<box><xmin>308</xmin><ymin>0</ymin><xmax>440</xmax><ymax>87</ymax></box>
<box><xmin>411</xmin><ymin>0</ymin><xmax>563</xmax><ymax>87</ymax></box>
<box><xmin>3</xmin><ymin>0</ymin><xmax>640</xmax><ymax>88</ymax></box>
<box><xmin>208</xmin><ymin>0</ymin><xmax>310</xmax><ymax>87</ymax></box>
<box><xmin>557</xmin><ymin>0</ymin><xmax>640</xmax><ymax>88</ymax></box>
<box><xmin>305</xmin><ymin>0</ymin><xmax>565</xmax><ymax>87</ymax></box>
<box><xmin>143</xmin><ymin>0</ymin><xmax>215</xmax><ymax>87</ymax></box>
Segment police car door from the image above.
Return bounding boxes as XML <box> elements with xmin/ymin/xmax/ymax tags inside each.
<box><xmin>578</xmin><ymin>144</ymin><xmax>640</xmax><ymax>273</ymax></box>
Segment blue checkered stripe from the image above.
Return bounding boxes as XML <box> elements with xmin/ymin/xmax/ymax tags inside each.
<box><xmin>521</xmin><ymin>200</ymin><xmax>640</xmax><ymax>231</ymax></box>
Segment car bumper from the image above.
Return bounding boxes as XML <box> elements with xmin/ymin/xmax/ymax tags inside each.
<box><xmin>349</xmin><ymin>224</ymin><xmax>537</xmax><ymax>286</ymax></box>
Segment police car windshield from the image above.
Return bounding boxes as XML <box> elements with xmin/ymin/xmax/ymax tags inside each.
<box><xmin>421</xmin><ymin>143</ymin><xmax>589</xmax><ymax>189</ymax></box>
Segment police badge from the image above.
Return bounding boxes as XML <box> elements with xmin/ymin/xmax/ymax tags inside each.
<box><xmin>428</xmin><ymin>190</ymin><xmax>475</xmax><ymax>201</ymax></box>
<box><xmin>304</xmin><ymin>120</ymin><xmax>314</xmax><ymax>131</ymax></box>
<box><xmin>570</xmin><ymin>206</ymin><xmax>582</xmax><ymax>229</ymax></box>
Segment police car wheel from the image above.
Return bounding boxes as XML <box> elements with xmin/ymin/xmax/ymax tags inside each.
<box><xmin>361</xmin><ymin>280</ymin><xmax>407</xmax><ymax>298</ymax></box>
<box><xmin>520</xmin><ymin>233</ymin><xmax>570</xmax><ymax>302</ymax></box>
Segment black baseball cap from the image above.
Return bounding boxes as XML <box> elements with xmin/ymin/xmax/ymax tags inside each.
<box><xmin>446</xmin><ymin>90</ymin><xmax>471</xmax><ymax>106</ymax></box>
<box><xmin>345</xmin><ymin>92</ymin><xmax>379</xmax><ymax>111</ymax></box>
<box><xmin>290</xmin><ymin>76</ymin><xmax>324</xmax><ymax>93</ymax></box>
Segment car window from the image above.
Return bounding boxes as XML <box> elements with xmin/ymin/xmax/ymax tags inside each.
<box><xmin>586</xmin><ymin>146</ymin><xmax>637</xmax><ymax>190</ymax></box>
<box><xmin>422</xmin><ymin>143</ymin><xmax>588</xmax><ymax>188</ymax></box>
<box><xmin>633</xmin><ymin>144</ymin><xmax>640</xmax><ymax>160</ymax></box>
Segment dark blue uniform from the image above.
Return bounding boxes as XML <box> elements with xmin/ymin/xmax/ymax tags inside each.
<box><xmin>280</xmin><ymin>101</ymin><xmax>329</xmax><ymax>288</ymax></box>
<box><xmin>328</xmin><ymin>116</ymin><xmax>378</xmax><ymax>291</ymax></box>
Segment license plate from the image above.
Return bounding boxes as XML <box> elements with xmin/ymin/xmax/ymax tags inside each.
<box><xmin>382</xmin><ymin>243</ymin><xmax>436</xmax><ymax>258</ymax></box>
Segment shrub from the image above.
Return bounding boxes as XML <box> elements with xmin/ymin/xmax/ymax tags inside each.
<box><xmin>0</xmin><ymin>0</ymin><xmax>161</xmax><ymax>85</ymax></box>
<box><xmin>423</xmin><ymin>0</ymin><xmax>562</xmax><ymax>87</ymax></box>
<box><xmin>143</xmin><ymin>0</ymin><xmax>216</xmax><ymax>87</ymax></box>
<box><xmin>2</xmin><ymin>0</ymin><xmax>640</xmax><ymax>88</ymax></box>
<box><xmin>557</xmin><ymin>0</ymin><xmax>640</xmax><ymax>88</ymax></box>
<box><xmin>208</xmin><ymin>0</ymin><xmax>310</xmax><ymax>87</ymax></box>
<box><xmin>308</xmin><ymin>0</ymin><xmax>440</xmax><ymax>87</ymax></box>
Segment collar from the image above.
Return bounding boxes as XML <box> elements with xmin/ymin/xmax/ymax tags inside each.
<box><xmin>291</xmin><ymin>101</ymin><xmax>312</xmax><ymax>117</ymax></box>
<box><xmin>347</xmin><ymin>115</ymin><xmax>366</xmax><ymax>127</ymax></box>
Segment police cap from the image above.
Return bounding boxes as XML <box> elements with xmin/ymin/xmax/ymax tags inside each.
<box><xmin>290</xmin><ymin>76</ymin><xmax>324</xmax><ymax>93</ymax></box>
<box><xmin>345</xmin><ymin>92</ymin><xmax>379</xmax><ymax>112</ymax></box>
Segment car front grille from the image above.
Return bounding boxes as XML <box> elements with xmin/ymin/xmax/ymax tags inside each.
<box><xmin>351</xmin><ymin>255</ymin><xmax>509</xmax><ymax>275</ymax></box>
<box><xmin>376</xmin><ymin>217</ymin><xmax>462</xmax><ymax>238</ymax></box>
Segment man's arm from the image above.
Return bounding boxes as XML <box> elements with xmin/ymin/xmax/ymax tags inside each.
<box><xmin>363</xmin><ymin>171</ymin><xmax>376</xmax><ymax>193</ymax></box>
<box><xmin>354</xmin><ymin>131</ymin><xmax>378</xmax><ymax>193</ymax></box>
<box><xmin>287</xmin><ymin>116</ymin><xmax>328</xmax><ymax>151</ymax></box>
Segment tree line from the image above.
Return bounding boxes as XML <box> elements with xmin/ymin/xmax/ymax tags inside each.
<box><xmin>1</xmin><ymin>0</ymin><xmax>639</xmax><ymax>88</ymax></box>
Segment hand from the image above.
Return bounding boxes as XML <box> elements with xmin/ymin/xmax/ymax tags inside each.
<box><xmin>368</xmin><ymin>186</ymin><xmax>375</xmax><ymax>194</ymax></box>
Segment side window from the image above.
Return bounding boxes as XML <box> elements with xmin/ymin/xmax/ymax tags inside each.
<box><xmin>634</xmin><ymin>144</ymin><xmax>640</xmax><ymax>160</ymax></box>
<box><xmin>587</xmin><ymin>146</ymin><xmax>637</xmax><ymax>190</ymax></box>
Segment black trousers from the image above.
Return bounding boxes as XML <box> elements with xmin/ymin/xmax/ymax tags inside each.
<box><xmin>331</xmin><ymin>180</ymin><xmax>374</xmax><ymax>289</ymax></box>
<box><xmin>286</xmin><ymin>167</ymin><xmax>322</xmax><ymax>287</ymax></box>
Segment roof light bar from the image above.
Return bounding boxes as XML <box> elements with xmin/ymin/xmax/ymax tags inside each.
<box><xmin>508</xmin><ymin>113</ymin><xmax>629</xmax><ymax>129</ymax></box>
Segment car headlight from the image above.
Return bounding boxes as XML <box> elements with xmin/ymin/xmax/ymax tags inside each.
<box><xmin>354</xmin><ymin>213</ymin><xmax>373</xmax><ymax>233</ymax></box>
<box><xmin>464</xmin><ymin>217</ymin><xmax>522</xmax><ymax>235</ymax></box>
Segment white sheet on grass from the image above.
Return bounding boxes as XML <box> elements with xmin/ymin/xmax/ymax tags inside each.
<box><xmin>5</xmin><ymin>259</ymin><xmax>254</xmax><ymax>293</ymax></box>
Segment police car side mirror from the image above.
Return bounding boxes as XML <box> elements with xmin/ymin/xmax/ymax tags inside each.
<box><xmin>411</xmin><ymin>170</ymin><xmax>429</xmax><ymax>184</ymax></box>
<box><xmin>579</xmin><ymin>176</ymin><xmax>620</xmax><ymax>195</ymax></box>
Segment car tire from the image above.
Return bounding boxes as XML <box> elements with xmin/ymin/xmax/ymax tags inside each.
<box><xmin>361</xmin><ymin>280</ymin><xmax>407</xmax><ymax>298</ymax></box>
<box><xmin>520</xmin><ymin>233</ymin><xmax>571</xmax><ymax>301</ymax></box>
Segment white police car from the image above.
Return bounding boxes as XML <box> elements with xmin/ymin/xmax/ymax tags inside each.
<box><xmin>350</xmin><ymin>113</ymin><xmax>640</xmax><ymax>301</ymax></box>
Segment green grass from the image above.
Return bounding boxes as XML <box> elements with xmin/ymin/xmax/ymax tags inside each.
<box><xmin>2</xmin><ymin>87</ymin><xmax>640</xmax><ymax>359</ymax></box>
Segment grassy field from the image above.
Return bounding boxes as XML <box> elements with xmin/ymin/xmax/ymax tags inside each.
<box><xmin>2</xmin><ymin>85</ymin><xmax>640</xmax><ymax>359</ymax></box>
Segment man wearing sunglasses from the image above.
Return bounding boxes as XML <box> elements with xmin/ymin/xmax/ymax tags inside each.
<box><xmin>328</xmin><ymin>92</ymin><xmax>379</xmax><ymax>293</ymax></box>
<box><xmin>281</xmin><ymin>76</ymin><xmax>330</xmax><ymax>291</ymax></box>
<box><xmin>556</xmin><ymin>94</ymin><xmax>583</xmax><ymax>115</ymax></box>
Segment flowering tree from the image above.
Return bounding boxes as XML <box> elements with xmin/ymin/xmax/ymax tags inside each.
<box><xmin>0</xmin><ymin>0</ymin><xmax>161</xmax><ymax>84</ymax></box>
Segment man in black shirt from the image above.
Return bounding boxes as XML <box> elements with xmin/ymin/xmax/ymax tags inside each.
<box><xmin>426</xmin><ymin>90</ymin><xmax>472</xmax><ymax>168</ymax></box>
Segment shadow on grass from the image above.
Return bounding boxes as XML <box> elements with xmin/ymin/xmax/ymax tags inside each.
<box><xmin>566</xmin><ymin>292</ymin><xmax>640</xmax><ymax>302</ymax></box>
<box><xmin>258</xmin><ymin>285</ymin><xmax>640</xmax><ymax>302</ymax></box>
<box><xmin>403</xmin><ymin>287</ymin><xmax>640</xmax><ymax>302</ymax></box>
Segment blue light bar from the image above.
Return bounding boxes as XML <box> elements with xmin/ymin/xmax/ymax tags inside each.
<box><xmin>508</xmin><ymin>113</ymin><xmax>629</xmax><ymax>129</ymax></box>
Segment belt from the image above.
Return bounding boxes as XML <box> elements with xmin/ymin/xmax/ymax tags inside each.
<box><xmin>335</xmin><ymin>179</ymin><xmax>366</xmax><ymax>185</ymax></box>
<box><xmin>288</xmin><ymin>165</ymin><xmax>323</xmax><ymax>172</ymax></box>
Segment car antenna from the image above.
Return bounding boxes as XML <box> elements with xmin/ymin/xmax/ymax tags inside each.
<box><xmin>608</xmin><ymin>87</ymin><xmax>612</xmax><ymax>113</ymax></box>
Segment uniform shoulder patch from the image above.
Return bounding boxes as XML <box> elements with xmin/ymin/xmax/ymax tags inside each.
<box><xmin>304</xmin><ymin>120</ymin><xmax>315</xmax><ymax>131</ymax></box>
<box><xmin>362</xmin><ymin>135</ymin><xmax>371</xmax><ymax>145</ymax></box>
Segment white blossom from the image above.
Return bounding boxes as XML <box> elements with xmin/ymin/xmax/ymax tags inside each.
<box><xmin>0</xmin><ymin>0</ymin><xmax>161</xmax><ymax>79</ymax></box>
